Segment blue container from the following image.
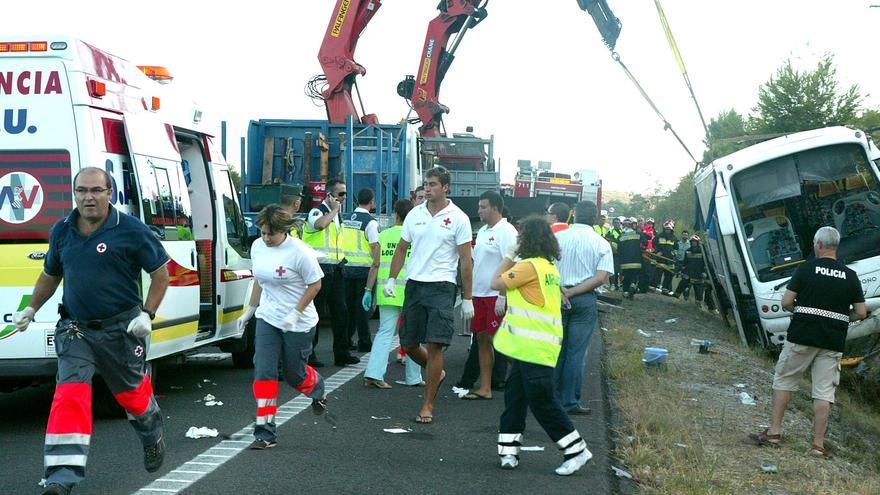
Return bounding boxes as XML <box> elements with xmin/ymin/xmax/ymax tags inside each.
<box><xmin>243</xmin><ymin>117</ymin><xmax>410</xmax><ymax>219</ymax></box>
<box><xmin>642</xmin><ymin>347</ymin><xmax>668</xmax><ymax>370</ymax></box>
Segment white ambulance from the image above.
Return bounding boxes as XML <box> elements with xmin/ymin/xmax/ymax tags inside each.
<box><xmin>0</xmin><ymin>37</ymin><xmax>256</xmax><ymax>393</ymax></box>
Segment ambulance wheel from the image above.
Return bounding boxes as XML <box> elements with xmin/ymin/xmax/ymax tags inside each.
<box><xmin>232</xmin><ymin>319</ymin><xmax>256</xmax><ymax>369</ymax></box>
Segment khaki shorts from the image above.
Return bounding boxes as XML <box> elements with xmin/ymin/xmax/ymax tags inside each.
<box><xmin>772</xmin><ymin>341</ymin><xmax>842</xmax><ymax>402</ymax></box>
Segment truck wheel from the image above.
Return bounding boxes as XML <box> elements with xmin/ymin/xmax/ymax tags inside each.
<box><xmin>232</xmin><ymin>319</ymin><xmax>256</xmax><ymax>369</ymax></box>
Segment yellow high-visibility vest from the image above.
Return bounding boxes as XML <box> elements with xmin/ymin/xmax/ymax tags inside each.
<box><xmin>341</xmin><ymin>210</ymin><xmax>375</xmax><ymax>269</ymax></box>
<box><xmin>376</xmin><ymin>226</ymin><xmax>409</xmax><ymax>307</ymax></box>
<box><xmin>494</xmin><ymin>257</ymin><xmax>563</xmax><ymax>367</ymax></box>
<box><xmin>301</xmin><ymin>205</ymin><xmax>343</xmax><ymax>264</ymax></box>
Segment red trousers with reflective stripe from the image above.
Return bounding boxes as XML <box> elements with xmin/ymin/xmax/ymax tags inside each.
<box><xmin>114</xmin><ymin>375</ymin><xmax>154</xmax><ymax>416</ymax></box>
<box><xmin>46</xmin><ymin>383</ymin><xmax>93</xmax><ymax>436</ymax></box>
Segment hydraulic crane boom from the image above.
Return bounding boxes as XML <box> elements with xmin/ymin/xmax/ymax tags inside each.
<box><xmin>399</xmin><ymin>0</ymin><xmax>621</xmax><ymax>138</ymax></box>
<box><xmin>316</xmin><ymin>0</ymin><xmax>382</xmax><ymax>125</ymax></box>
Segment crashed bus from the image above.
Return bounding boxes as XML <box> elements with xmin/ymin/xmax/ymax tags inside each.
<box><xmin>695</xmin><ymin>126</ymin><xmax>880</xmax><ymax>348</ymax></box>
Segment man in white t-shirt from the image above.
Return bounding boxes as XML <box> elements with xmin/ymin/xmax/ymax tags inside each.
<box><xmin>385</xmin><ymin>166</ymin><xmax>474</xmax><ymax>424</ymax></box>
<box><xmin>461</xmin><ymin>190</ymin><xmax>517</xmax><ymax>401</ymax></box>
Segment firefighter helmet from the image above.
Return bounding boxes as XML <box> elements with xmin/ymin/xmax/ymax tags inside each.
<box><xmin>690</xmin><ymin>235</ymin><xmax>701</xmax><ymax>243</ymax></box>
<box><xmin>663</xmin><ymin>219</ymin><xmax>675</xmax><ymax>229</ymax></box>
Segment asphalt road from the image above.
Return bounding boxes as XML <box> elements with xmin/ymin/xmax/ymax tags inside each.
<box><xmin>0</xmin><ymin>319</ymin><xmax>616</xmax><ymax>495</ymax></box>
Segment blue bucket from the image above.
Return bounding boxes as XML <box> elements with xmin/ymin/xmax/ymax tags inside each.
<box><xmin>642</xmin><ymin>347</ymin><xmax>668</xmax><ymax>370</ymax></box>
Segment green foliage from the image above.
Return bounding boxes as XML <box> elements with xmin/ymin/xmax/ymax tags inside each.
<box><xmin>229</xmin><ymin>168</ymin><xmax>242</xmax><ymax>194</ymax></box>
<box><xmin>702</xmin><ymin>109</ymin><xmax>750</xmax><ymax>163</ymax></box>
<box><xmin>652</xmin><ymin>172</ymin><xmax>695</xmax><ymax>231</ymax></box>
<box><xmin>749</xmin><ymin>54</ymin><xmax>861</xmax><ymax>135</ymax></box>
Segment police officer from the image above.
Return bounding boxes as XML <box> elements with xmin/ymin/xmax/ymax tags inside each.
<box><xmin>341</xmin><ymin>188</ymin><xmax>380</xmax><ymax>351</ymax></box>
<box><xmin>14</xmin><ymin>167</ymin><xmax>169</xmax><ymax>495</ymax></box>
<box><xmin>302</xmin><ymin>179</ymin><xmax>358</xmax><ymax>366</ymax></box>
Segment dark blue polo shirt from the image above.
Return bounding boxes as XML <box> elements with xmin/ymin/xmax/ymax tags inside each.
<box><xmin>44</xmin><ymin>206</ymin><xmax>169</xmax><ymax>321</ymax></box>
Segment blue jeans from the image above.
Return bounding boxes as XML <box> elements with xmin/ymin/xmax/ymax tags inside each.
<box><xmin>554</xmin><ymin>292</ymin><xmax>597</xmax><ymax>411</ymax></box>
<box><xmin>365</xmin><ymin>306</ymin><xmax>422</xmax><ymax>384</ymax></box>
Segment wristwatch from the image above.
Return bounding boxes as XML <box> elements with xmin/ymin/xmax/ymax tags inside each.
<box><xmin>145</xmin><ymin>309</ymin><xmax>156</xmax><ymax>320</ymax></box>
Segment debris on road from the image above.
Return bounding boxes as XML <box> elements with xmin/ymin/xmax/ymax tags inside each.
<box><xmin>612</xmin><ymin>466</ymin><xmax>633</xmax><ymax>479</ymax></box>
<box><xmin>203</xmin><ymin>394</ymin><xmax>216</xmax><ymax>401</ymax></box>
<box><xmin>664</xmin><ymin>318</ymin><xmax>677</xmax><ymax>324</ymax></box>
<box><xmin>520</xmin><ymin>446</ymin><xmax>545</xmax><ymax>452</ymax></box>
<box><xmin>383</xmin><ymin>428</ymin><xmax>411</xmax><ymax>434</ymax></box>
<box><xmin>760</xmin><ymin>462</ymin><xmax>778</xmax><ymax>473</ymax></box>
<box><xmin>637</xmin><ymin>329</ymin><xmax>650</xmax><ymax>337</ymax></box>
<box><xmin>371</xmin><ymin>416</ymin><xmax>391</xmax><ymax>420</ymax></box>
<box><xmin>739</xmin><ymin>392</ymin><xmax>756</xmax><ymax>405</ymax></box>
<box><xmin>205</xmin><ymin>400</ymin><xmax>223</xmax><ymax>406</ymax></box>
<box><xmin>451</xmin><ymin>386</ymin><xmax>470</xmax><ymax>398</ymax></box>
<box><xmin>185</xmin><ymin>426</ymin><xmax>219</xmax><ymax>439</ymax></box>
<box><xmin>734</xmin><ymin>383</ymin><xmax>747</xmax><ymax>388</ymax></box>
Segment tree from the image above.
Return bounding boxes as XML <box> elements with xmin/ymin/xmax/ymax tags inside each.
<box><xmin>229</xmin><ymin>168</ymin><xmax>242</xmax><ymax>194</ymax></box>
<box><xmin>652</xmin><ymin>172</ymin><xmax>695</xmax><ymax>232</ymax></box>
<box><xmin>749</xmin><ymin>54</ymin><xmax>861</xmax><ymax>135</ymax></box>
<box><xmin>850</xmin><ymin>109</ymin><xmax>880</xmax><ymax>143</ymax></box>
<box><xmin>703</xmin><ymin>109</ymin><xmax>749</xmax><ymax>163</ymax></box>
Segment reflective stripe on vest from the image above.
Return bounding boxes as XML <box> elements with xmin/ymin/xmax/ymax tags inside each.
<box><xmin>493</xmin><ymin>257</ymin><xmax>563</xmax><ymax>367</ymax></box>
<box><xmin>377</xmin><ymin>226</ymin><xmax>408</xmax><ymax>307</ymax></box>
<box><xmin>301</xmin><ymin>206</ymin><xmax>343</xmax><ymax>263</ymax></box>
<box><xmin>341</xmin><ymin>211</ymin><xmax>375</xmax><ymax>268</ymax></box>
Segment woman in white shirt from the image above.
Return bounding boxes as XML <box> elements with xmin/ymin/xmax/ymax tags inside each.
<box><xmin>238</xmin><ymin>204</ymin><xmax>328</xmax><ymax>450</ymax></box>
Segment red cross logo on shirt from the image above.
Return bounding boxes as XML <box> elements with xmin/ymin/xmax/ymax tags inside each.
<box><xmin>275</xmin><ymin>266</ymin><xmax>286</xmax><ymax>277</ymax></box>
<box><xmin>96</xmin><ymin>242</ymin><xmax>107</xmax><ymax>254</ymax></box>
<box><xmin>444</xmin><ymin>218</ymin><xmax>452</xmax><ymax>226</ymax></box>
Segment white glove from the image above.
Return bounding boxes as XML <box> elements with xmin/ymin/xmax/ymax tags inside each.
<box><xmin>127</xmin><ymin>311</ymin><xmax>153</xmax><ymax>338</ymax></box>
<box><xmin>383</xmin><ymin>278</ymin><xmax>397</xmax><ymax>298</ymax></box>
<box><xmin>12</xmin><ymin>306</ymin><xmax>36</xmax><ymax>332</ymax></box>
<box><xmin>461</xmin><ymin>298</ymin><xmax>475</xmax><ymax>320</ymax></box>
<box><xmin>283</xmin><ymin>309</ymin><xmax>303</xmax><ymax>332</ymax></box>
<box><xmin>494</xmin><ymin>296</ymin><xmax>506</xmax><ymax>317</ymax></box>
<box><xmin>237</xmin><ymin>306</ymin><xmax>257</xmax><ymax>334</ymax></box>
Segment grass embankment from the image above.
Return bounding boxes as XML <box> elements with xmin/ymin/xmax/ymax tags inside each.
<box><xmin>602</xmin><ymin>292</ymin><xmax>880</xmax><ymax>495</ymax></box>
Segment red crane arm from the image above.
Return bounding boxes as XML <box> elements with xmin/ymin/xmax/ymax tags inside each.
<box><xmin>408</xmin><ymin>0</ymin><xmax>486</xmax><ymax>138</ymax></box>
<box><xmin>317</xmin><ymin>0</ymin><xmax>382</xmax><ymax>124</ymax></box>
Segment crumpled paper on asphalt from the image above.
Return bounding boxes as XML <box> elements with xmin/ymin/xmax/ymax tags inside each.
<box><xmin>185</xmin><ymin>426</ymin><xmax>219</xmax><ymax>438</ymax></box>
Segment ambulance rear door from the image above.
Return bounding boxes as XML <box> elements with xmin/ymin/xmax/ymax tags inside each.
<box><xmin>205</xmin><ymin>137</ymin><xmax>252</xmax><ymax>340</ymax></box>
<box><xmin>122</xmin><ymin>111</ymin><xmax>200</xmax><ymax>359</ymax></box>
<box><xmin>0</xmin><ymin>56</ymin><xmax>77</xmax><ymax>376</ymax></box>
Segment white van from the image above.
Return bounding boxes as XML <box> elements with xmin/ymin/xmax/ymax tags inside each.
<box><xmin>0</xmin><ymin>37</ymin><xmax>255</xmax><ymax>392</ymax></box>
<box><xmin>695</xmin><ymin>126</ymin><xmax>880</xmax><ymax>348</ymax></box>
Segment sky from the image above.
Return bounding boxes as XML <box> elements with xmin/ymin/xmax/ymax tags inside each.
<box><xmin>3</xmin><ymin>1</ymin><xmax>880</xmax><ymax>193</ymax></box>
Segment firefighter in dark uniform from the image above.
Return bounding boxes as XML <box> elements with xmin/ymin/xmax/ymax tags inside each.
<box><xmin>638</xmin><ymin>219</ymin><xmax>655</xmax><ymax>293</ymax></box>
<box><xmin>655</xmin><ymin>220</ymin><xmax>678</xmax><ymax>295</ymax></box>
<box><xmin>617</xmin><ymin>217</ymin><xmax>643</xmax><ymax>299</ymax></box>
<box><xmin>673</xmin><ymin>235</ymin><xmax>716</xmax><ymax>310</ymax></box>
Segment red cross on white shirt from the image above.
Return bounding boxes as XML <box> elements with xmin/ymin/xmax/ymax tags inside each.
<box><xmin>443</xmin><ymin>217</ymin><xmax>452</xmax><ymax>226</ymax></box>
<box><xmin>275</xmin><ymin>266</ymin><xmax>286</xmax><ymax>277</ymax></box>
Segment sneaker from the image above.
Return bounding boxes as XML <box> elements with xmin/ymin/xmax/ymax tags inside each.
<box><xmin>312</xmin><ymin>398</ymin><xmax>328</xmax><ymax>416</ymax></box>
<box><xmin>363</xmin><ymin>378</ymin><xmax>392</xmax><ymax>389</ymax></box>
<box><xmin>555</xmin><ymin>449</ymin><xmax>593</xmax><ymax>476</ymax></box>
<box><xmin>500</xmin><ymin>455</ymin><xmax>519</xmax><ymax>470</ymax></box>
<box><xmin>248</xmin><ymin>439</ymin><xmax>277</xmax><ymax>450</ymax></box>
<box><xmin>144</xmin><ymin>436</ymin><xmax>166</xmax><ymax>473</ymax></box>
<box><xmin>42</xmin><ymin>484</ymin><xmax>70</xmax><ymax>495</ymax></box>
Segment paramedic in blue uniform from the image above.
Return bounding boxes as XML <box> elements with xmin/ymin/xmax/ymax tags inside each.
<box><xmin>13</xmin><ymin>167</ymin><xmax>170</xmax><ymax>495</ymax></box>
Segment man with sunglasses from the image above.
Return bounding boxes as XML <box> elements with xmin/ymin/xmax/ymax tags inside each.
<box><xmin>13</xmin><ymin>167</ymin><xmax>169</xmax><ymax>495</ymax></box>
<box><xmin>303</xmin><ymin>178</ymin><xmax>359</xmax><ymax>366</ymax></box>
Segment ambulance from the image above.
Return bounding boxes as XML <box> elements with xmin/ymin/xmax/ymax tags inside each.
<box><xmin>0</xmin><ymin>37</ymin><xmax>255</xmax><ymax>393</ymax></box>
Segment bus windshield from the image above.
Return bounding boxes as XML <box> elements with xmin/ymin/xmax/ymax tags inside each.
<box><xmin>731</xmin><ymin>143</ymin><xmax>880</xmax><ymax>282</ymax></box>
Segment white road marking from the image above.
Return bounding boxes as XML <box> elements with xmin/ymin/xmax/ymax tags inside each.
<box><xmin>132</xmin><ymin>351</ymin><xmax>371</xmax><ymax>495</ymax></box>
